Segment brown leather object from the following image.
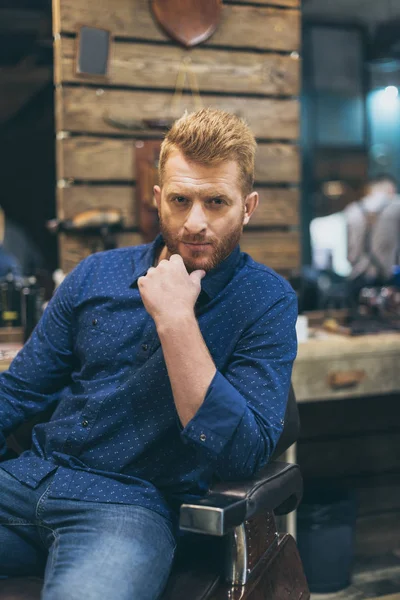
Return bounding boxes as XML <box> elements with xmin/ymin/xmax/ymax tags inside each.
<box><xmin>151</xmin><ymin>0</ymin><xmax>222</xmax><ymax>47</ymax></box>
<box><xmin>47</xmin><ymin>209</ymin><xmax>123</xmax><ymax>233</ymax></box>
<box><xmin>327</xmin><ymin>369</ymin><xmax>366</xmax><ymax>390</ymax></box>
<box><xmin>135</xmin><ymin>140</ymin><xmax>161</xmax><ymax>243</ymax></box>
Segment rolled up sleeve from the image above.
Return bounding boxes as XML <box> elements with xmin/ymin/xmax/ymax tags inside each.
<box><xmin>180</xmin><ymin>292</ymin><xmax>298</xmax><ymax>481</ymax></box>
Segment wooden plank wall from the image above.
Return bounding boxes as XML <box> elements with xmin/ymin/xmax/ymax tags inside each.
<box><xmin>52</xmin><ymin>0</ymin><xmax>301</xmax><ymax>273</ymax></box>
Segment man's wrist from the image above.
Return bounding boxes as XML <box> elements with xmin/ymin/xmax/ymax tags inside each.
<box><xmin>154</xmin><ymin>308</ymin><xmax>196</xmax><ymax>335</ymax></box>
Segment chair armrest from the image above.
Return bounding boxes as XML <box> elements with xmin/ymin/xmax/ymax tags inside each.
<box><xmin>179</xmin><ymin>461</ymin><xmax>302</xmax><ymax>536</ymax></box>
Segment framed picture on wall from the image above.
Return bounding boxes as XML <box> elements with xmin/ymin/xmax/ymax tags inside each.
<box><xmin>75</xmin><ymin>26</ymin><xmax>112</xmax><ymax>78</ymax></box>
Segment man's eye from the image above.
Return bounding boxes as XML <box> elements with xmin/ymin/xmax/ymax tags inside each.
<box><xmin>174</xmin><ymin>196</ymin><xmax>187</xmax><ymax>204</ymax></box>
<box><xmin>210</xmin><ymin>198</ymin><xmax>225</xmax><ymax>206</ymax></box>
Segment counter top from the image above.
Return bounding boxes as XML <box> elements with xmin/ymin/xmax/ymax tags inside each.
<box><xmin>296</xmin><ymin>331</ymin><xmax>400</xmax><ymax>361</ymax></box>
<box><xmin>293</xmin><ymin>331</ymin><xmax>400</xmax><ymax>402</ymax></box>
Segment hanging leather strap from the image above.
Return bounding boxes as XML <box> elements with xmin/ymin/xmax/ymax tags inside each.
<box><xmin>170</xmin><ymin>56</ymin><xmax>203</xmax><ymax>115</ymax></box>
<box><xmin>352</xmin><ymin>201</ymin><xmax>389</xmax><ymax>281</ymax></box>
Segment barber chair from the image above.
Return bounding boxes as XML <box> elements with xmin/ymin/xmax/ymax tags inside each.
<box><xmin>0</xmin><ymin>386</ymin><xmax>309</xmax><ymax>600</ymax></box>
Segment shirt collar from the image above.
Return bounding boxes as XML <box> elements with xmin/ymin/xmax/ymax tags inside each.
<box><xmin>130</xmin><ymin>234</ymin><xmax>241</xmax><ymax>300</ymax></box>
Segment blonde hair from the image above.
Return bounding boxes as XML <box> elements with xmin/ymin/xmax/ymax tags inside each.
<box><xmin>159</xmin><ymin>108</ymin><xmax>257</xmax><ymax>196</ymax></box>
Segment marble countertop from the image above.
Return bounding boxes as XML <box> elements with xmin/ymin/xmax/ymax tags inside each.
<box><xmin>296</xmin><ymin>331</ymin><xmax>400</xmax><ymax>361</ymax></box>
<box><xmin>293</xmin><ymin>331</ymin><xmax>400</xmax><ymax>402</ymax></box>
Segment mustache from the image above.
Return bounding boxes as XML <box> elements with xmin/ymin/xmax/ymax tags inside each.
<box><xmin>179</xmin><ymin>236</ymin><xmax>214</xmax><ymax>244</ymax></box>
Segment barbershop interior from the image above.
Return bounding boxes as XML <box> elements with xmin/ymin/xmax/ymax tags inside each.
<box><xmin>0</xmin><ymin>0</ymin><xmax>400</xmax><ymax>599</ymax></box>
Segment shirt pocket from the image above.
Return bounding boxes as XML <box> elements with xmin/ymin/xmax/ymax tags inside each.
<box><xmin>79</xmin><ymin>312</ymin><xmax>126</xmax><ymax>337</ymax></box>
<box><xmin>75</xmin><ymin>311</ymin><xmax>128</xmax><ymax>374</ymax></box>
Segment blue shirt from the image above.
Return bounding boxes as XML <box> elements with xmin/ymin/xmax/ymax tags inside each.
<box><xmin>0</xmin><ymin>235</ymin><xmax>297</xmax><ymax>524</ymax></box>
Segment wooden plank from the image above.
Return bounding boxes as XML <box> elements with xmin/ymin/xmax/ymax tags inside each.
<box><xmin>59</xmin><ymin>185</ymin><xmax>137</xmax><ymax>226</ymax></box>
<box><xmin>58</xmin><ymin>0</ymin><xmax>300</xmax><ymax>52</ymax></box>
<box><xmin>233</xmin><ymin>0</ymin><xmax>300</xmax><ymax>6</ymax></box>
<box><xmin>251</xmin><ymin>188</ymin><xmax>299</xmax><ymax>227</ymax></box>
<box><xmin>58</xmin><ymin>37</ymin><xmax>299</xmax><ymax>96</ymax></box>
<box><xmin>59</xmin><ymin>231</ymin><xmax>143</xmax><ymax>273</ymax></box>
<box><xmin>61</xmin><ymin>137</ymin><xmax>135</xmax><ymax>181</ymax></box>
<box><xmin>240</xmin><ymin>231</ymin><xmax>300</xmax><ymax>271</ymax></box>
<box><xmin>60</xmin><ymin>88</ymin><xmax>299</xmax><ymax>140</ymax></box>
<box><xmin>59</xmin><ymin>137</ymin><xmax>300</xmax><ymax>183</ymax></box>
<box><xmin>58</xmin><ymin>184</ymin><xmax>299</xmax><ymax>229</ymax></box>
<box><xmin>255</xmin><ymin>144</ymin><xmax>300</xmax><ymax>182</ymax></box>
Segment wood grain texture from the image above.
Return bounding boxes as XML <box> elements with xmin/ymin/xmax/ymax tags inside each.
<box><xmin>59</xmin><ymin>88</ymin><xmax>299</xmax><ymax>140</ymax></box>
<box><xmin>232</xmin><ymin>0</ymin><xmax>300</xmax><ymax>6</ymax></box>
<box><xmin>255</xmin><ymin>144</ymin><xmax>300</xmax><ymax>182</ymax></box>
<box><xmin>240</xmin><ymin>231</ymin><xmax>300</xmax><ymax>271</ymax></box>
<box><xmin>59</xmin><ymin>231</ymin><xmax>142</xmax><ymax>273</ymax></box>
<box><xmin>250</xmin><ymin>188</ymin><xmax>299</xmax><ymax>226</ymax></box>
<box><xmin>58</xmin><ymin>184</ymin><xmax>299</xmax><ymax>228</ymax></box>
<box><xmin>58</xmin><ymin>37</ymin><xmax>300</xmax><ymax>96</ymax></box>
<box><xmin>59</xmin><ymin>185</ymin><xmax>137</xmax><ymax>226</ymax></box>
<box><xmin>58</xmin><ymin>0</ymin><xmax>300</xmax><ymax>52</ymax></box>
<box><xmin>59</xmin><ymin>137</ymin><xmax>300</xmax><ymax>183</ymax></box>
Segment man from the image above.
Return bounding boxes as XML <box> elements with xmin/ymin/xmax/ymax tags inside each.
<box><xmin>0</xmin><ymin>109</ymin><xmax>297</xmax><ymax>600</ymax></box>
<box><xmin>345</xmin><ymin>173</ymin><xmax>400</xmax><ymax>288</ymax></box>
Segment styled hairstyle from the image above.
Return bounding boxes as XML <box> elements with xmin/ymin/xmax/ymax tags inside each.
<box><xmin>159</xmin><ymin>108</ymin><xmax>257</xmax><ymax>196</ymax></box>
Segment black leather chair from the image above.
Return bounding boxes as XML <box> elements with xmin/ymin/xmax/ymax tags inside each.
<box><xmin>0</xmin><ymin>385</ymin><xmax>309</xmax><ymax>600</ymax></box>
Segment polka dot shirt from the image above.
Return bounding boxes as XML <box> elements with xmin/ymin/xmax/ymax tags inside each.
<box><xmin>0</xmin><ymin>235</ymin><xmax>297</xmax><ymax>522</ymax></box>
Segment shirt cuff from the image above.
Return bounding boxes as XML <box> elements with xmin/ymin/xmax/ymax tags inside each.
<box><xmin>180</xmin><ymin>370</ymin><xmax>247</xmax><ymax>455</ymax></box>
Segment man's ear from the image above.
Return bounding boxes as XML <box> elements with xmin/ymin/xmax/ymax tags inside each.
<box><xmin>154</xmin><ymin>185</ymin><xmax>161</xmax><ymax>212</ymax></box>
<box><xmin>243</xmin><ymin>191</ymin><xmax>259</xmax><ymax>226</ymax></box>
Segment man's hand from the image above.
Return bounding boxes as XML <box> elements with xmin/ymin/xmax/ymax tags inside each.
<box><xmin>138</xmin><ymin>254</ymin><xmax>205</xmax><ymax>324</ymax></box>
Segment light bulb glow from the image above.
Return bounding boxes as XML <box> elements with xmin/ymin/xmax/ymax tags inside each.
<box><xmin>384</xmin><ymin>86</ymin><xmax>399</xmax><ymax>98</ymax></box>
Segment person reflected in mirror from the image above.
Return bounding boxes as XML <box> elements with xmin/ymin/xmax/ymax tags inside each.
<box><xmin>344</xmin><ymin>173</ymin><xmax>400</xmax><ymax>300</ymax></box>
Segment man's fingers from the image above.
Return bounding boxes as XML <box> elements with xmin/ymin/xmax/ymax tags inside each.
<box><xmin>169</xmin><ymin>254</ymin><xmax>184</xmax><ymax>265</ymax></box>
<box><xmin>189</xmin><ymin>270</ymin><xmax>206</xmax><ymax>284</ymax></box>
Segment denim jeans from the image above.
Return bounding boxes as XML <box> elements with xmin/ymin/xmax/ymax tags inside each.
<box><xmin>0</xmin><ymin>468</ymin><xmax>177</xmax><ymax>600</ymax></box>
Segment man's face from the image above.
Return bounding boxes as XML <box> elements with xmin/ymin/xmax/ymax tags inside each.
<box><xmin>154</xmin><ymin>150</ymin><xmax>258</xmax><ymax>272</ymax></box>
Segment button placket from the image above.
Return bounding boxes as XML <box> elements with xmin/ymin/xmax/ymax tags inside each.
<box><xmin>138</xmin><ymin>317</ymin><xmax>159</xmax><ymax>359</ymax></box>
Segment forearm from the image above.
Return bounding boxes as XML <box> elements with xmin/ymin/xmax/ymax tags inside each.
<box><xmin>156</xmin><ymin>311</ymin><xmax>216</xmax><ymax>427</ymax></box>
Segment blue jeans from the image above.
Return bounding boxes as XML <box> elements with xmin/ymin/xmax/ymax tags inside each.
<box><xmin>0</xmin><ymin>468</ymin><xmax>177</xmax><ymax>600</ymax></box>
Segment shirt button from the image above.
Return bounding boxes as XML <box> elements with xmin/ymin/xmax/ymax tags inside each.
<box><xmin>92</xmin><ymin>319</ymin><xmax>98</xmax><ymax>326</ymax></box>
<box><xmin>200</xmin><ymin>433</ymin><xmax>206</xmax><ymax>442</ymax></box>
<box><xmin>141</xmin><ymin>344</ymin><xmax>148</xmax><ymax>352</ymax></box>
<box><xmin>82</xmin><ymin>420</ymin><xmax>89</xmax><ymax>427</ymax></box>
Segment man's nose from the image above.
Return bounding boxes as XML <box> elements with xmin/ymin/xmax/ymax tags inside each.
<box><xmin>184</xmin><ymin>203</ymin><xmax>207</xmax><ymax>233</ymax></box>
